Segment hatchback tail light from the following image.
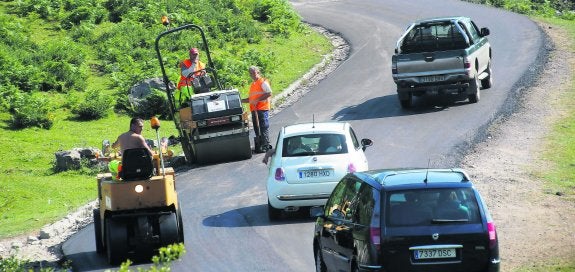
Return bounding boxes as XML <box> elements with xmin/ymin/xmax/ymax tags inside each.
<box><xmin>347</xmin><ymin>163</ymin><xmax>357</xmax><ymax>173</ymax></box>
<box><xmin>370</xmin><ymin>227</ymin><xmax>381</xmax><ymax>251</ymax></box>
<box><xmin>487</xmin><ymin>221</ymin><xmax>497</xmax><ymax>248</ymax></box>
<box><xmin>274</xmin><ymin>168</ymin><xmax>285</xmax><ymax>181</ymax></box>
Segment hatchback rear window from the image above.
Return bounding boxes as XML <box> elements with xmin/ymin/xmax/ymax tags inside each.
<box><xmin>386</xmin><ymin>188</ymin><xmax>481</xmax><ymax>227</ymax></box>
<box><xmin>282</xmin><ymin>134</ymin><xmax>347</xmax><ymax>157</ymax></box>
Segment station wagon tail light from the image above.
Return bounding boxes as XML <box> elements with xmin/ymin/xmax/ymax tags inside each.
<box><xmin>488</xmin><ymin>221</ymin><xmax>497</xmax><ymax>248</ymax></box>
<box><xmin>274</xmin><ymin>168</ymin><xmax>285</xmax><ymax>181</ymax></box>
<box><xmin>347</xmin><ymin>163</ymin><xmax>357</xmax><ymax>173</ymax></box>
<box><xmin>370</xmin><ymin>227</ymin><xmax>381</xmax><ymax>250</ymax></box>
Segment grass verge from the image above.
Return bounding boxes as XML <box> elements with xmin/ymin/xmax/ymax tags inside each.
<box><xmin>535</xmin><ymin>17</ymin><xmax>575</xmax><ymax>201</ymax></box>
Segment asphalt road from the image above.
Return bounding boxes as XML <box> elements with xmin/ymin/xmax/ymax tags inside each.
<box><xmin>62</xmin><ymin>0</ymin><xmax>544</xmax><ymax>271</ymax></box>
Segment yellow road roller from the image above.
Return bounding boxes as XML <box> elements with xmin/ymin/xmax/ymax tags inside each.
<box><xmin>94</xmin><ymin>117</ymin><xmax>184</xmax><ymax>264</ymax></box>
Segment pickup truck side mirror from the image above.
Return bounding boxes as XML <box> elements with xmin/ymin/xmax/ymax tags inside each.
<box><xmin>395</xmin><ymin>48</ymin><xmax>398</xmax><ymax>54</ymax></box>
<box><xmin>480</xmin><ymin>27</ymin><xmax>490</xmax><ymax>37</ymax></box>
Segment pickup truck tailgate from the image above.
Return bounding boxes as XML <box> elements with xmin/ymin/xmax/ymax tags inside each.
<box><xmin>394</xmin><ymin>50</ymin><xmax>465</xmax><ymax>77</ymax></box>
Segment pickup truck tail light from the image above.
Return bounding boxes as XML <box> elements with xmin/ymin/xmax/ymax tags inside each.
<box><xmin>392</xmin><ymin>62</ymin><xmax>398</xmax><ymax>74</ymax></box>
<box><xmin>464</xmin><ymin>58</ymin><xmax>471</xmax><ymax>75</ymax></box>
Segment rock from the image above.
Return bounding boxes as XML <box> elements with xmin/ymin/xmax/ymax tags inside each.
<box><xmin>73</xmin><ymin>147</ymin><xmax>99</xmax><ymax>160</ymax></box>
<box><xmin>11</xmin><ymin>241</ymin><xmax>22</xmax><ymax>249</ymax></box>
<box><xmin>39</xmin><ymin>230</ymin><xmax>52</xmax><ymax>240</ymax></box>
<box><xmin>27</xmin><ymin>236</ymin><xmax>38</xmax><ymax>243</ymax></box>
<box><xmin>54</xmin><ymin>150</ymin><xmax>82</xmax><ymax>171</ymax></box>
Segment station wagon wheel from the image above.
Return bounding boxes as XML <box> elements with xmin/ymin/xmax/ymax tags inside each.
<box><xmin>93</xmin><ymin>209</ymin><xmax>104</xmax><ymax>254</ymax></box>
<box><xmin>468</xmin><ymin>75</ymin><xmax>481</xmax><ymax>103</ymax></box>
<box><xmin>315</xmin><ymin>246</ymin><xmax>327</xmax><ymax>272</ymax></box>
<box><xmin>267</xmin><ymin>200</ymin><xmax>281</xmax><ymax>221</ymax></box>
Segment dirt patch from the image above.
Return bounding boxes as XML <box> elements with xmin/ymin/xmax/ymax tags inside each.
<box><xmin>0</xmin><ymin>23</ymin><xmax>574</xmax><ymax>271</ymax></box>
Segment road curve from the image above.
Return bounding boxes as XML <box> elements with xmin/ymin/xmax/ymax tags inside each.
<box><xmin>63</xmin><ymin>0</ymin><xmax>545</xmax><ymax>271</ymax></box>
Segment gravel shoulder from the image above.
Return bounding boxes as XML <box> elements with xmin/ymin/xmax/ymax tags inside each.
<box><xmin>462</xmin><ymin>22</ymin><xmax>575</xmax><ymax>270</ymax></box>
<box><xmin>1</xmin><ymin>22</ymin><xmax>574</xmax><ymax>271</ymax></box>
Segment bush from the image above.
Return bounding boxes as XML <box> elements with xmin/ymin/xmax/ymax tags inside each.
<box><xmin>38</xmin><ymin>38</ymin><xmax>89</xmax><ymax>93</ymax></box>
<box><xmin>71</xmin><ymin>89</ymin><xmax>113</xmax><ymax>120</ymax></box>
<box><xmin>131</xmin><ymin>89</ymin><xmax>171</xmax><ymax>119</ymax></box>
<box><xmin>8</xmin><ymin>92</ymin><xmax>54</xmax><ymax>129</ymax></box>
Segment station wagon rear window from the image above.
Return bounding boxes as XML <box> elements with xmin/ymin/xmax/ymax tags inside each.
<box><xmin>386</xmin><ymin>188</ymin><xmax>481</xmax><ymax>226</ymax></box>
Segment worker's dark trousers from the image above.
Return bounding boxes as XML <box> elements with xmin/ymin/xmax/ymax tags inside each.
<box><xmin>251</xmin><ymin>110</ymin><xmax>270</xmax><ymax>147</ymax></box>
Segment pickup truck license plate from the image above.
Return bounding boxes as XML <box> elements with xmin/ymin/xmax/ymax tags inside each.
<box><xmin>420</xmin><ymin>75</ymin><xmax>445</xmax><ymax>83</ymax></box>
<box><xmin>299</xmin><ymin>169</ymin><xmax>333</xmax><ymax>179</ymax></box>
<box><xmin>414</xmin><ymin>248</ymin><xmax>456</xmax><ymax>259</ymax></box>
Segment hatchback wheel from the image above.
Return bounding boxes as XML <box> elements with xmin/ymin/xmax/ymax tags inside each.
<box><xmin>267</xmin><ymin>200</ymin><xmax>281</xmax><ymax>221</ymax></box>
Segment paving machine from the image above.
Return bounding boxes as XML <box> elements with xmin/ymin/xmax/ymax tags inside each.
<box><xmin>94</xmin><ymin>117</ymin><xmax>184</xmax><ymax>265</ymax></box>
<box><xmin>154</xmin><ymin>24</ymin><xmax>252</xmax><ymax>164</ymax></box>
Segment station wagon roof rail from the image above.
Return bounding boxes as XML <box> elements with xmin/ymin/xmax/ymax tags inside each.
<box><xmin>357</xmin><ymin>168</ymin><xmax>470</xmax><ymax>187</ymax></box>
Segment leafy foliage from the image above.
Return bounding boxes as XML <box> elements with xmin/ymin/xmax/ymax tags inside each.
<box><xmin>0</xmin><ymin>243</ymin><xmax>185</xmax><ymax>272</ymax></box>
<box><xmin>8</xmin><ymin>92</ymin><xmax>54</xmax><ymax>129</ymax></box>
<box><xmin>131</xmin><ymin>89</ymin><xmax>171</xmax><ymax>119</ymax></box>
<box><xmin>467</xmin><ymin>0</ymin><xmax>574</xmax><ymax>18</ymax></box>
<box><xmin>38</xmin><ymin>38</ymin><xmax>89</xmax><ymax>93</ymax></box>
<box><xmin>71</xmin><ymin>89</ymin><xmax>113</xmax><ymax>120</ymax></box>
<box><xmin>2</xmin><ymin>0</ymin><xmax>304</xmax><ymax>129</ymax></box>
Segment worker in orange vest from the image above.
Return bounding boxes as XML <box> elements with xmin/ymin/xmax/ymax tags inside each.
<box><xmin>174</xmin><ymin>47</ymin><xmax>205</xmax><ymax>107</ymax></box>
<box><xmin>242</xmin><ymin>66</ymin><xmax>272</xmax><ymax>153</ymax></box>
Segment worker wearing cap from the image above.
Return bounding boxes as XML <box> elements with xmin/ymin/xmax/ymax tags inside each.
<box><xmin>242</xmin><ymin>66</ymin><xmax>272</xmax><ymax>153</ymax></box>
<box><xmin>175</xmin><ymin>47</ymin><xmax>206</xmax><ymax>107</ymax></box>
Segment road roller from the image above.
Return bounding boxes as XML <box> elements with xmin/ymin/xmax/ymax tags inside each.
<box><xmin>154</xmin><ymin>23</ymin><xmax>252</xmax><ymax>164</ymax></box>
<box><xmin>94</xmin><ymin>117</ymin><xmax>184</xmax><ymax>265</ymax></box>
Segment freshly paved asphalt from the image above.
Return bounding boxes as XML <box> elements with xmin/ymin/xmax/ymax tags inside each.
<box><xmin>62</xmin><ymin>0</ymin><xmax>545</xmax><ymax>271</ymax></box>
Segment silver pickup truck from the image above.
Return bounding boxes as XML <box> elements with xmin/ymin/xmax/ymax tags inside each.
<box><xmin>391</xmin><ymin>16</ymin><xmax>492</xmax><ymax>108</ymax></box>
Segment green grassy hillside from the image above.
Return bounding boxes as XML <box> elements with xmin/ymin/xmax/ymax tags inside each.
<box><xmin>0</xmin><ymin>0</ymin><xmax>332</xmax><ymax>238</ymax></box>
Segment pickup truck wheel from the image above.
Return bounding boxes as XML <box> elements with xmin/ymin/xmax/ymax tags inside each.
<box><xmin>398</xmin><ymin>93</ymin><xmax>412</xmax><ymax>108</ymax></box>
<box><xmin>468</xmin><ymin>76</ymin><xmax>480</xmax><ymax>103</ymax></box>
<box><xmin>481</xmin><ymin>63</ymin><xmax>493</xmax><ymax>89</ymax></box>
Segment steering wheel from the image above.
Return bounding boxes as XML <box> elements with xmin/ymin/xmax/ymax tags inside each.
<box><xmin>185</xmin><ymin>68</ymin><xmax>207</xmax><ymax>81</ymax></box>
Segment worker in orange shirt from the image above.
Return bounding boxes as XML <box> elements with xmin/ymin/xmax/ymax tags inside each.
<box><xmin>174</xmin><ymin>47</ymin><xmax>205</xmax><ymax>107</ymax></box>
<box><xmin>242</xmin><ymin>66</ymin><xmax>272</xmax><ymax>153</ymax></box>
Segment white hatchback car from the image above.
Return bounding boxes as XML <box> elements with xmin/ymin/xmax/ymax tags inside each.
<box><xmin>266</xmin><ymin>122</ymin><xmax>372</xmax><ymax>220</ymax></box>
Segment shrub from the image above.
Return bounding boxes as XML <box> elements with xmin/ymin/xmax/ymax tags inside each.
<box><xmin>71</xmin><ymin>89</ymin><xmax>113</xmax><ymax>120</ymax></box>
<box><xmin>38</xmin><ymin>38</ymin><xmax>89</xmax><ymax>93</ymax></box>
<box><xmin>250</xmin><ymin>0</ymin><xmax>301</xmax><ymax>36</ymax></box>
<box><xmin>131</xmin><ymin>89</ymin><xmax>171</xmax><ymax>119</ymax></box>
<box><xmin>8</xmin><ymin>92</ymin><xmax>54</xmax><ymax>129</ymax></box>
